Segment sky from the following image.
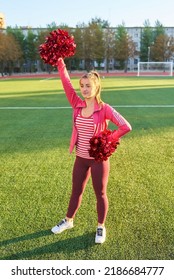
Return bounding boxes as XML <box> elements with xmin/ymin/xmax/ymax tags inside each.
<box><xmin>0</xmin><ymin>0</ymin><xmax>174</xmax><ymax>28</ymax></box>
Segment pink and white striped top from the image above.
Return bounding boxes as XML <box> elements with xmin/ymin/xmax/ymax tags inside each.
<box><xmin>75</xmin><ymin>113</ymin><xmax>94</xmax><ymax>159</ymax></box>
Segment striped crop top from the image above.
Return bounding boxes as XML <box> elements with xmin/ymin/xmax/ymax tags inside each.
<box><xmin>75</xmin><ymin>112</ymin><xmax>94</xmax><ymax>159</ymax></box>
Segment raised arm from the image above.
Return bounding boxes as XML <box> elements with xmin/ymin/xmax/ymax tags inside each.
<box><xmin>57</xmin><ymin>58</ymin><xmax>82</xmax><ymax>108</ymax></box>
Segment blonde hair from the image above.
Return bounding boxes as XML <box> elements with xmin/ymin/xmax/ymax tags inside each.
<box><xmin>79</xmin><ymin>71</ymin><xmax>102</xmax><ymax>104</ymax></box>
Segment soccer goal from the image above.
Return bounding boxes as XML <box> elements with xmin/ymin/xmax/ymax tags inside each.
<box><xmin>137</xmin><ymin>62</ymin><xmax>173</xmax><ymax>76</ymax></box>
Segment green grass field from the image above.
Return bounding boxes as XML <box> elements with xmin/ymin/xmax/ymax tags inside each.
<box><xmin>0</xmin><ymin>75</ymin><xmax>174</xmax><ymax>260</ymax></box>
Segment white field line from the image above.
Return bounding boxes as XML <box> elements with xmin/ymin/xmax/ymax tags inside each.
<box><xmin>0</xmin><ymin>105</ymin><xmax>174</xmax><ymax>110</ymax></box>
<box><xmin>39</xmin><ymin>77</ymin><xmax>55</xmax><ymax>81</ymax></box>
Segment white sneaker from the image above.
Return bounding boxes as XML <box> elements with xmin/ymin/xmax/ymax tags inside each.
<box><xmin>95</xmin><ymin>226</ymin><xmax>106</xmax><ymax>244</ymax></box>
<box><xmin>51</xmin><ymin>219</ymin><xmax>73</xmax><ymax>234</ymax></box>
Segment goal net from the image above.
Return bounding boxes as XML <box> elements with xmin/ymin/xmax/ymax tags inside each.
<box><xmin>137</xmin><ymin>62</ymin><xmax>173</xmax><ymax>76</ymax></box>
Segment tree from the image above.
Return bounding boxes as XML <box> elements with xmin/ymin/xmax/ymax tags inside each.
<box><xmin>88</xmin><ymin>20</ymin><xmax>105</xmax><ymax>70</ymax></box>
<box><xmin>140</xmin><ymin>20</ymin><xmax>174</xmax><ymax>63</ymax></box>
<box><xmin>153</xmin><ymin>20</ymin><xmax>165</xmax><ymax>40</ymax></box>
<box><xmin>46</xmin><ymin>22</ymin><xmax>58</xmax><ymax>31</ymax></box>
<box><xmin>151</xmin><ymin>34</ymin><xmax>174</xmax><ymax>61</ymax></box>
<box><xmin>103</xmin><ymin>28</ymin><xmax>115</xmax><ymax>72</ymax></box>
<box><xmin>2</xmin><ymin>18</ymin><xmax>173</xmax><ymax>73</ymax></box>
<box><xmin>0</xmin><ymin>32</ymin><xmax>22</xmax><ymax>75</ymax></box>
<box><xmin>36</xmin><ymin>29</ymin><xmax>49</xmax><ymax>71</ymax></box>
<box><xmin>23</xmin><ymin>30</ymin><xmax>37</xmax><ymax>72</ymax></box>
<box><xmin>72</xmin><ymin>26</ymin><xmax>84</xmax><ymax>70</ymax></box>
<box><xmin>114</xmin><ymin>24</ymin><xmax>136</xmax><ymax>71</ymax></box>
<box><xmin>90</xmin><ymin>17</ymin><xmax>110</xmax><ymax>28</ymax></box>
<box><xmin>149</xmin><ymin>21</ymin><xmax>173</xmax><ymax>62</ymax></box>
<box><xmin>140</xmin><ymin>20</ymin><xmax>154</xmax><ymax>62</ymax></box>
<box><xmin>6</xmin><ymin>27</ymin><xmax>25</xmax><ymax>72</ymax></box>
<box><xmin>83</xmin><ymin>26</ymin><xmax>94</xmax><ymax>71</ymax></box>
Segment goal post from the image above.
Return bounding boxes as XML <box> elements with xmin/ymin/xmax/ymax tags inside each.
<box><xmin>137</xmin><ymin>62</ymin><xmax>173</xmax><ymax>76</ymax></box>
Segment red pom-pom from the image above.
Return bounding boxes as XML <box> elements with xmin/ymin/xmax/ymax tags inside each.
<box><xmin>39</xmin><ymin>29</ymin><xmax>76</xmax><ymax>66</ymax></box>
<box><xmin>89</xmin><ymin>129</ymin><xmax>119</xmax><ymax>162</ymax></box>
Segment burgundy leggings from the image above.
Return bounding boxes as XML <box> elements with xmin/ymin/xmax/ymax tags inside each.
<box><xmin>66</xmin><ymin>156</ymin><xmax>110</xmax><ymax>224</ymax></box>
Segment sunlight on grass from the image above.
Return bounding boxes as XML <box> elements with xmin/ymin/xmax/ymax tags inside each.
<box><xmin>1</xmin><ymin>76</ymin><xmax>174</xmax><ymax>96</ymax></box>
<box><xmin>0</xmin><ymin>79</ymin><xmax>59</xmax><ymax>95</ymax></box>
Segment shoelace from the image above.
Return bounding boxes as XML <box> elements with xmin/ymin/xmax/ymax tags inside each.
<box><xmin>57</xmin><ymin>219</ymin><xmax>65</xmax><ymax>227</ymax></box>
<box><xmin>96</xmin><ymin>228</ymin><xmax>103</xmax><ymax>236</ymax></box>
